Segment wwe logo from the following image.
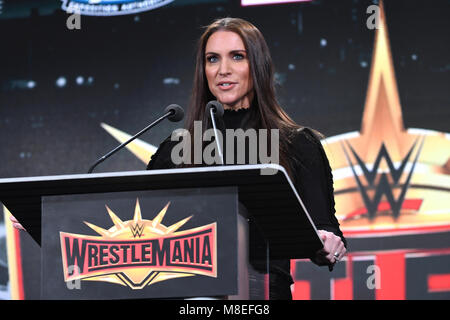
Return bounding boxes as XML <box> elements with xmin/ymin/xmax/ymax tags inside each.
<box><xmin>130</xmin><ymin>223</ymin><xmax>145</xmax><ymax>238</ymax></box>
<box><xmin>341</xmin><ymin>137</ymin><xmax>425</xmax><ymax>220</ymax></box>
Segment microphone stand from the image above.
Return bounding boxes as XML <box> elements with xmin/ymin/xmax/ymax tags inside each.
<box><xmin>88</xmin><ymin>105</ymin><xmax>183</xmax><ymax>173</ymax></box>
<box><xmin>206</xmin><ymin>101</ymin><xmax>225</xmax><ymax>166</ymax></box>
<box><xmin>209</xmin><ymin>107</ymin><xmax>224</xmax><ymax>165</ymax></box>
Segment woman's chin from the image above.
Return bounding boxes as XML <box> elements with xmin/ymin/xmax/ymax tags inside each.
<box><xmin>217</xmin><ymin>100</ymin><xmax>239</xmax><ymax>109</ymax></box>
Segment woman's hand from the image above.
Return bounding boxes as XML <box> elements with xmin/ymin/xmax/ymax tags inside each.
<box><xmin>313</xmin><ymin>229</ymin><xmax>346</xmax><ymax>266</ymax></box>
<box><xmin>9</xmin><ymin>214</ymin><xmax>26</xmax><ymax>231</ymax></box>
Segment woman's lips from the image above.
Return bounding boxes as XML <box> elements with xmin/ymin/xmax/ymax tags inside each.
<box><xmin>217</xmin><ymin>82</ymin><xmax>237</xmax><ymax>90</ymax></box>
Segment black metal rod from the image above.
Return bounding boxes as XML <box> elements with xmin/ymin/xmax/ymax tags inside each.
<box><xmin>87</xmin><ymin>111</ymin><xmax>172</xmax><ymax>173</ymax></box>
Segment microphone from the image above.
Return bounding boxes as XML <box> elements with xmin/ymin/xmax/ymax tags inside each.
<box><xmin>205</xmin><ymin>100</ymin><xmax>224</xmax><ymax>118</ymax></box>
<box><xmin>88</xmin><ymin>104</ymin><xmax>184</xmax><ymax>173</ymax></box>
<box><xmin>205</xmin><ymin>100</ymin><xmax>224</xmax><ymax>165</ymax></box>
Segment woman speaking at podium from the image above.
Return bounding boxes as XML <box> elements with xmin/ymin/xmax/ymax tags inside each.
<box><xmin>146</xmin><ymin>17</ymin><xmax>347</xmax><ymax>300</ymax></box>
<box><xmin>11</xmin><ymin>17</ymin><xmax>346</xmax><ymax>300</ymax></box>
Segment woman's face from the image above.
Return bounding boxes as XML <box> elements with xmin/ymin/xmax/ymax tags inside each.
<box><xmin>204</xmin><ymin>30</ymin><xmax>254</xmax><ymax>110</ymax></box>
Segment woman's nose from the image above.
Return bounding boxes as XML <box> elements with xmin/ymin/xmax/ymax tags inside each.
<box><xmin>218</xmin><ymin>59</ymin><xmax>231</xmax><ymax>76</ymax></box>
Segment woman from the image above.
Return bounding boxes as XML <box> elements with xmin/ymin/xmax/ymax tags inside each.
<box><xmin>147</xmin><ymin>17</ymin><xmax>347</xmax><ymax>299</ymax></box>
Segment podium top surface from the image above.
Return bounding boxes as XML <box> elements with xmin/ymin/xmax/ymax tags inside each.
<box><xmin>0</xmin><ymin>164</ymin><xmax>323</xmax><ymax>259</ymax></box>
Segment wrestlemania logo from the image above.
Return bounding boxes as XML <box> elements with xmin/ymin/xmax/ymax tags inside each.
<box><xmin>61</xmin><ymin>0</ymin><xmax>174</xmax><ymax>16</ymax></box>
<box><xmin>324</xmin><ymin>3</ymin><xmax>450</xmax><ymax>238</ymax></box>
<box><xmin>59</xmin><ymin>200</ymin><xmax>217</xmax><ymax>289</ymax></box>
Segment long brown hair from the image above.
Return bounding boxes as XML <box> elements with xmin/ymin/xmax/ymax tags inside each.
<box><xmin>185</xmin><ymin>17</ymin><xmax>301</xmax><ymax>176</ymax></box>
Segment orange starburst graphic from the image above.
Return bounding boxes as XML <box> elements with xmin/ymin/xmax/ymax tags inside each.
<box><xmin>84</xmin><ymin>200</ymin><xmax>192</xmax><ymax>240</ymax></box>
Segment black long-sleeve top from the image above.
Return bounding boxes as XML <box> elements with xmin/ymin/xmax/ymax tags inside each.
<box><xmin>147</xmin><ymin>107</ymin><xmax>346</xmax><ymax>299</ymax></box>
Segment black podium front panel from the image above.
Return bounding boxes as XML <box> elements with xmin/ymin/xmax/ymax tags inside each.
<box><xmin>41</xmin><ymin>186</ymin><xmax>238</xmax><ymax>299</ymax></box>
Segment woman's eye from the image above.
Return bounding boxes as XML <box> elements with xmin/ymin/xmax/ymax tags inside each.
<box><xmin>206</xmin><ymin>55</ymin><xmax>218</xmax><ymax>63</ymax></box>
<box><xmin>233</xmin><ymin>53</ymin><xmax>244</xmax><ymax>60</ymax></box>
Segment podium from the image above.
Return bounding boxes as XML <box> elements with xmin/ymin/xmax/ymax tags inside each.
<box><xmin>0</xmin><ymin>164</ymin><xmax>323</xmax><ymax>299</ymax></box>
